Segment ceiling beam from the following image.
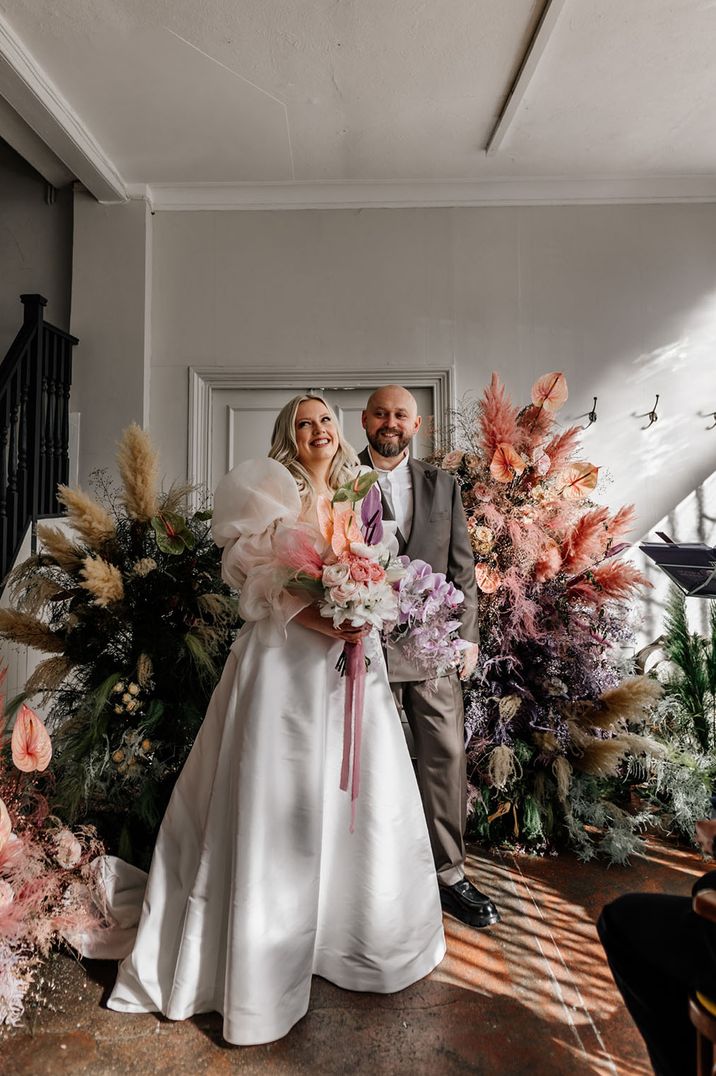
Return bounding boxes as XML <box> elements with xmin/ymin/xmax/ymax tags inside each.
<box><xmin>485</xmin><ymin>0</ymin><xmax>569</xmax><ymax>156</ymax></box>
<box><xmin>0</xmin><ymin>95</ymin><xmax>73</xmax><ymax>188</ymax></box>
<box><xmin>0</xmin><ymin>12</ymin><xmax>127</xmax><ymax>202</ymax></box>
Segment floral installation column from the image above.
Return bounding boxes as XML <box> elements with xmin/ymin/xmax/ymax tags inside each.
<box><xmin>435</xmin><ymin>372</ymin><xmax>664</xmax><ymax>862</ymax></box>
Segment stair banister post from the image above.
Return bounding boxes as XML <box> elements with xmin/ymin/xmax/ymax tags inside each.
<box><xmin>20</xmin><ymin>295</ymin><xmax>47</xmax><ymax>554</ymax></box>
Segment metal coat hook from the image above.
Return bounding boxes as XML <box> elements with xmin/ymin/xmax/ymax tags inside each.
<box><xmin>700</xmin><ymin>410</ymin><xmax>716</xmax><ymax>430</ymax></box>
<box><xmin>636</xmin><ymin>394</ymin><xmax>660</xmax><ymax>430</ymax></box>
<box><xmin>575</xmin><ymin>396</ymin><xmax>598</xmax><ymax>430</ymax></box>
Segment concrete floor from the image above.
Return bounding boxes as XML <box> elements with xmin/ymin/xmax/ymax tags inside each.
<box><xmin>3</xmin><ymin>836</ymin><xmax>706</xmax><ymax>1075</ymax></box>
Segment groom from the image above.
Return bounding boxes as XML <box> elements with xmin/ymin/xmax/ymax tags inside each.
<box><xmin>359</xmin><ymin>385</ymin><xmax>500</xmax><ymax>929</ymax></box>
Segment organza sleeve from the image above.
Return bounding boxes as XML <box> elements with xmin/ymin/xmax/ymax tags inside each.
<box><xmin>211</xmin><ymin>458</ymin><xmax>310</xmax><ymax>645</ymax></box>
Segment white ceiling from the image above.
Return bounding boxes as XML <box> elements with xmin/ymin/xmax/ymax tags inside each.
<box><xmin>1</xmin><ymin>0</ymin><xmax>716</xmax><ymax>206</ymax></box>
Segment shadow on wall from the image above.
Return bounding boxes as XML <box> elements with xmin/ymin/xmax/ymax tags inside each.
<box><xmin>631</xmin><ymin>466</ymin><xmax>716</xmax><ymax>651</ymax></box>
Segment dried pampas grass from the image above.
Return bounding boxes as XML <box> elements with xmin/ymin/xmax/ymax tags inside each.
<box><xmin>578</xmin><ymin>676</ymin><xmax>663</xmax><ymax>729</ymax></box>
<box><xmin>117</xmin><ymin>424</ymin><xmax>159</xmax><ymax>521</ymax></box>
<box><xmin>0</xmin><ymin>609</ymin><xmax>65</xmax><ymax>653</ymax></box>
<box><xmin>12</xmin><ymin>576</ymin><xmax>65</xmax><ymax>617</ymax></box>
<box><xmin>572</xmin><ymin>737</ymin><xmax>629</xmax><ymax>777</ymax></box>
<box><xmin>136</xmin><ymin>653</ymin><xmax>154</xmax><ymax>688</ymax></box>
<box><xmin>80</xmin><ymin>556</ymin><xmax>125</xmax><ymax>607</ymax></box>
<box><xmin>478</xmin><ymin>374</ymin><xmax>520</xmax><ymax>460</ymax></box>
<box><xmin>487</xmin><ymin>744</ymin><xmax>520</xmax><ymax>789</ymax></box>
<box><xmin>36</xmin><ymin>524</ymin><xmax>85</xmax><ymax>572</ymax></box>
<box><xmin>553</xmin><ymin>756</ymin><xmax>572</xmax><ymax>803</ymax></box>
<box><xmin>57</xmin><ymin>485</ymin><xmax>115</xmax><ymax>547</ymax></box>
<box><xmin>24</xmin><ymin>655</ymin><xmax>74</xmax><ymax>696</ymax></box>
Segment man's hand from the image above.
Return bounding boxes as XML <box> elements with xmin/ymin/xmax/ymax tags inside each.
<box><xmin>459</xmin><ymin>643</ymin><xmax>479</xmax><ymax>681</ymax></box>
<box><xmin>695</xmin><ymin>819</ymin><xmax>716</xmax><ymax>858</ymax></box>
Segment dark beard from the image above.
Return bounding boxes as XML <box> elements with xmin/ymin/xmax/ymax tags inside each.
<box><xmin>367</xmin><ymin>429</ymin><xmax>411</xmax><ymax>458</ymax></box>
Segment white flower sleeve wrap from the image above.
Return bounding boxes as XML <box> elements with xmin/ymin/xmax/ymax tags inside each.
<box><xmin>211</xmin><ymin>458</ymin><xmax>310</xmax><ymax>646</ymax></box>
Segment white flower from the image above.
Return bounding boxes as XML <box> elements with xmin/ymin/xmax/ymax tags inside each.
<box><xmin>0</xmin><ymin>881</ymin><xmax>14</xmax><ymax>907</ymax></box>
<box><xmin>322</xmin><ymin>562</ymin><xmax>351</xmax><ymax>588</ymax></box>
<box><xmin>128</xmin><ymin>683</ymin><xmax>140</xmax><ymax>696</ymax></box>
<box><xmin>55</xmin><ymin>830</ymin><xmax>82</xmax><ymax>869</ymax></box>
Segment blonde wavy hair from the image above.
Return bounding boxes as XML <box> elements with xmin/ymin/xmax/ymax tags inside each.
<box><xmin>269</xmin><ymin>394</ymin><xmax>359</xmax><ymax>499</ymax></box>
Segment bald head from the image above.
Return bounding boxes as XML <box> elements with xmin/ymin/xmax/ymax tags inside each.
<box><xmin>362</xmin><ymin>384</ymin><xmax>422</xmax><ymax>464</ymax></box>
<box><xmin>365</xmin><ymin>384</ymin><xmax>419</xmax><ymax>418</ymax></box>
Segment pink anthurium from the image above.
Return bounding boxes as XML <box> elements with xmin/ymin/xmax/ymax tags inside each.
<box><xmin>11</xmin><ymin>704</ymin><xmax>52</xmax><ymax>773</ymax></box>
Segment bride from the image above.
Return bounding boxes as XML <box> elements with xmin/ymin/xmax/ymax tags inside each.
<box><xmin>103</xmin><ymin>394</ymin><xmax>446</xmax><ymax>1045</ymax></box>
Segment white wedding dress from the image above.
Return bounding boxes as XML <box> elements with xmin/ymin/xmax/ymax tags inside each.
<box><xmin>90</xmin><ymin>459</ymin><xmax>445</xmax><ymax>1045</ymax></box>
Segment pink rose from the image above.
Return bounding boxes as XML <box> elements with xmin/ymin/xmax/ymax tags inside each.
<box><xmin>368</xmin><ymin>562</ymin><xmax>386</xmax><ymax>583</ymax></box>
<box><xmin>442</xmin><ymin>450</ymin><xmax>465</xmax><ymax>471</ymax></box>
<box><xmin>348</xmin><ymin>558</ymin><xmax>372</xmax><ymax>583</ymax></box>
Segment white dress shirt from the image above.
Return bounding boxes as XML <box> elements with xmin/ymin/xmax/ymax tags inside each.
<box><xmin>368</xmin><ymin>447</ymin><xmax>414</xmax><ymax>540</ymax></box>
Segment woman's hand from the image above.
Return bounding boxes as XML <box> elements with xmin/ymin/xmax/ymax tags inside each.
<box><xmin>294</xmin><ymin>603</ymin><xmax>372</xmax><ymax>643</ymax></box>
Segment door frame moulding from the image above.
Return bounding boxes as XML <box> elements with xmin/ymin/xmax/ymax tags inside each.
<box><xmin>188</xmin><ymin>366</ymin><xmax>456</xmax><ymax>493</ymax></box>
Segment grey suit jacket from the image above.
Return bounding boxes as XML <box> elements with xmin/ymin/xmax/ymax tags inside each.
<box><xmin>358</xmin><ymin>448</ymin><xmax>479</xmax><ymax>681</ymax></box>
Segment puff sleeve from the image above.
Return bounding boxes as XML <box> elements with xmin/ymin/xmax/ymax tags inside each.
<box><xmin>211</xmin><ymin>458</ymin><xmax>310</xmax><ymax>645</ymax></box>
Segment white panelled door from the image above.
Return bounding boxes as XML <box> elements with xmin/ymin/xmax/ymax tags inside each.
<box><xmin>211</xmin><ymin>385</ymin><xmax>435</xmax><ymax>486</ymax></box>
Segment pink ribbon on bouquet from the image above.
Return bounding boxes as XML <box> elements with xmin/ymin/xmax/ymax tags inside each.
<box><xmin>339</xmin><ymin>639</ymin><xmax>366</xmax><ymax>833</ymax></box>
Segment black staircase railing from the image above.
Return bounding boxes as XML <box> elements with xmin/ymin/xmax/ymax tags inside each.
<box><xmin>0</xmin><ymin>294</ymin><xmax>78</xmax><ymax>585</ymax></box>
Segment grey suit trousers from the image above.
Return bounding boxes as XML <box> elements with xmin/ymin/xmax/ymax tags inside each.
<box><xmin>391</xmin><ymin>672</ymin><xmax>466</xmax><ymax>887</ymax></box>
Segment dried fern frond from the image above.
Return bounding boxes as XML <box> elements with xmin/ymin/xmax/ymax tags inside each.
<box><xmin>117</xmin><ymin>423</ymin><xmax>159</xmax><ymax>521</ymax></box>
<box><xmin>577</xmin><ymin>676</ymin><xmax>663</xmax><ymax>729</ymax></box>
<box><xmin>0</xmin><ymin>609</ymin><xmax>65</xmax><ymax>653</ymax></box>
<box><xmin>25</xmin><ymin>655</ymin><xmax>74</xmax><ymax>696</ymax></box>
<box><xmin>79</xmin><ymin>556</ymin><xmax>125</xmax><ymax>606</ymax></box>
<box><xmin>36</xmin><ymin>524</ymin><xmax>86</xmax><ymax>572</ymax></box>
<box><xmin>57</xmin><ymin>486</ymin><xmax>116</xmax><ymax>547</ymax></box>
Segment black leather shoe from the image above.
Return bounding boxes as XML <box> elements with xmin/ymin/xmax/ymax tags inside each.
<box><xmin>440</xmin><ymin>879</ymin><xmax>500</xmax><ymax>929</ymax></box>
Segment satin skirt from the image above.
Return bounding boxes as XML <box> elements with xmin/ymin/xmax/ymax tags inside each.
<box><xmin>105</xmin><ymin>621</ymin><xmax>445</xmax><ymax>1045</ymax></box>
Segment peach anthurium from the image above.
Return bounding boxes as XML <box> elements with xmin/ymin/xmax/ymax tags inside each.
<box><xmin>11</xmin><ymin>704</ymin><xmax>52</xmax><ymax>773</ymax></box>
<box><xmin>490</xmin><ymin>443</ymin><xmax>526</xmax><ymax>483</ymax></box>
<box><xmin>531</xmin><ymin>372</ymin><xmax>568</xmax><ymax>412</ymax></box>
<box><xmin>560</xmin><ymin>462</ymin><xmax>599</xmax><ymax>501</ymax></box>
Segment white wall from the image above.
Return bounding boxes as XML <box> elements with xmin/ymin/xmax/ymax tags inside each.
<box><xmin>148</xmin><ymin>204</ymin><xmax>716</xmax><ymax>541</ymax></box>
<box><xmin>71</xmin><ymin>189</ymin><xmax>151</xmax><ymax>486</ymax></box>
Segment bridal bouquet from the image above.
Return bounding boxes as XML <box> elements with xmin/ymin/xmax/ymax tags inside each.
<box><xmin>275</xmin><ymin>470</ymin><xmax>466</xmax><ymax>827</ymax></box>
